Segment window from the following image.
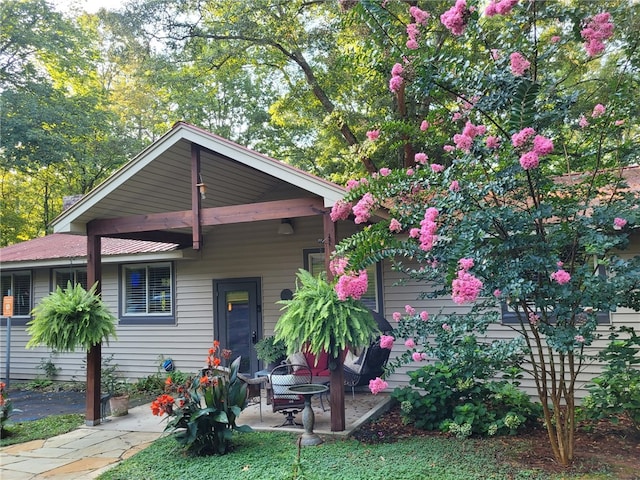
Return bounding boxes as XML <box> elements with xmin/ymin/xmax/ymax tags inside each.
<box><xmin>53</xmin><ymin>268</ymin><xmax>88</xmax><ymax>290</ymax></box>
<box><xmin>303</xmin><ymin>249</ymin><xmax>383</xmax><ymax>312</ymax></box>
<box><xmin>121</xmin><ymin>263</ymin><xmax>173</xmax><ymax>321</ymax></box>
<box><xmin>1</xmin><ymin>271</ymin><xmax>32</xmax><ymax>318</ymax></box>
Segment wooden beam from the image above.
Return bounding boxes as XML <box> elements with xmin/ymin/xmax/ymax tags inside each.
<box><xmin>87</xmin><ymin>198</ymin><xmax>325</xmax><ymax>236</ymax></box>
<box><xmin>101</xmin><ymin>231</ymin><xmax>192</xmax><ymax>246</ymax></box>
<box><xmin>323</xmin><ymin>212</ymin><xmax>345</xmax><ymax>431</ymax></box>
<box><xmin>191</xmin><ymin>143</ymin><xmax>202</xmax><ymax>250</ymax></box>
<box><xmin>86</xmin><ymin>234</ymin><xmax>102</xmax><ymax>426</ymax></box>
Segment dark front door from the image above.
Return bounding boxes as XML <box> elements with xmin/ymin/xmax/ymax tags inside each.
<box><xmin>214</xmin><ymin>278</ymin><xmax>261</xmax><ymax>374</ymax></box>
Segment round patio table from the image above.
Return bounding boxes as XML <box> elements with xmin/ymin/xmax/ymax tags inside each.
<box><xmin>286</xmin><ymin>383</ymin><xmax>329</xmax><ymax>446</ymax></box>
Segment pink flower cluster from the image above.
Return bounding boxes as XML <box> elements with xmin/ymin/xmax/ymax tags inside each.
<box><xmin>405</xmin><ymin>338</ymin><xmax>416</xmax><ymax>348</ymax></box>
<box><xmin>405</xmin><ymin>7</ymin><xmax>430</xmax><ymax>49</ymax></box>
<box><xmin>330</xmin><ymin>199</ymin><xmax>352</xmax><ymax>221</ymax></box>
<box><xmin>511</xmin><ymin>127</ymin><xmax>554</xmax><ymax>170</ymax></box>
<box><xmin>420</xmin><ymin>120</ymin><xmax>430</xmax><ymax>131</ymax></box>
<box><xmin>486</xmin><ymin>135</ymin><xmax>501</xmax><ymax>149</ymax></box>
<box><xmin>430</xmin><ymin>163</ymin><xmax>444</xmax><ymax>173</ymax></box>
<box><xmin>366</xmin><ymin>129</ymin><xmax>380</xmax><ymax>141</ymax></box>
<box><xmin>380</xmin><ymin>335</ymin><xmax>395</xmax><ymax>350</ymax></box>
<box><xmin>389</xmin><ymin>62</ymin><xmax>404</xmax><ymax>93</ymax></box>
<box><xmin>613</xmin><ymin>217</ymin><xmax>627</xmax><ymax>230</ymax></box>
<box><xmin>346</xmin><ymin>178</ymin><xmax>367</xmax><ymax>191</ymax></box>
<box><xmin>335</xmin><ymin>269</ymin><xmax>368</xmax><ymax>300</ymax></box>
<box><xmin>550</xmin><ymin>268</ymin><xmax>571</xmax><ymax>285</ymax></box>
<box><xmin>353</xmin><ymin>192</ymin><xmax>376</xmax><ymax>224</ymax></box>
<box><xmin>379</xmin><ymin>167</ymin><xmax>391</xmax><ymax>177</ymax></box>
<box><xmin>440</xmin><ymin>0</ymin><xmax>468</xmax><ymax>36</ymax></box>
<box><xmin>453</xmin><ymin>121</ymin><xmax>487</xmax><ymax>153</ymax></box>
<box><xmin>510</xmin><ymin>52</ymin><xmax>530</xmax><ymax>76</ymax></box>
<box><xmin>574</xmin><ymin>335</ymin><xmax>585</xmax><ymax>343</ymax></box>
<box><xmin>415</xmin><ymin>152</ymin><xmax>428</xmax><ymax>164</ymax></box>
<box><xmin>330</xmin><ymin>257</ymin><xmax>348</xmax><ymax>276</ymax></box>
<box><xmin>369</xmin><ymin>377</ymin><xmax>388</xmax><ymax>395</ymax></box>
<box><xmin>451</xmin><ymin>257</ymin><xmax>483</xmax><ymax>304</ymax></box>
<box><xmin>412</xmin><ymin>351</ymin><xmax>428</xmax><ymax>361</ymax></box>
<box><xmin>389</xmin><ymin>218</ymin><xmax>402</xmax><ymax>233</ymax></box>
<box><xmin>420</xmin><ymin>310</ymin><xmax>429</xmax><ymax>321</ymax></box>
<box><xmin>581</xmin><ymin>12</ymin><xmax>614</xmax><ymax>57</ymax></box>
<box><xmin>592</xmin><ymin>104</ymin><xmax>605</xmax><ymax>118</ymax></box>
<box><xmin>410</xmin><ymin>207</ymin><xmax>439</xmax><ymax>251</ymax></box>
<box><xmin>410</xmin><ymin>6</ymin><xmax>430</xmax><ymax>25</ymax></box>
<box><xmin>485</xmin><ymin>0</ymin><xmax>518</xmax><ymax>17</ymax></box>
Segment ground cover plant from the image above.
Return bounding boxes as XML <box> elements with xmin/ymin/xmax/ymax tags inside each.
<box><xmin>0</xmin><ymin>413</ymin><xmax>84</xmax><ymax>446</ymax></box>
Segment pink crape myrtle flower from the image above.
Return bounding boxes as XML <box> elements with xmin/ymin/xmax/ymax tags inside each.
<box><xmin>409</xmin><ymin>228</ymin><xmax>420</xmax><ymax>238</ymax></box>
<box><xmin>412</xmin><ymin>352</ymin><xmax>428</xmax><ymax>362</ymax></box>
<box><xmin>579</xmin><ymin>115</ymin><xmax>589</xmax><ymax>128</ymax></box>
<box><xmin>379</xmin><ymin>167</ymin><xmax>391</xmax><ymax>177</ymax></box>
<box><xmin>458</xmin><ymin>257</ymin><xmax>474</xmax><ymax>270</ymax></box>
<box><xmin>415</xmin><ymin>152</ymin><xmax>428</xmax><ymax>164</ymax></box>
<box><xmin>420</xmin><ymin>120</ymin><xmax>430</xmax><ymax>131</ymax></box>
<box><xmin>369</xmin><ymin>377</ymin><xmax>388</xmax><ymax>395</ymax></box>
<box><xmin>405</xmin><ymin>304</ymin><xmax>416</xmax><ymax>315</ymax></box>
<box><xmin>442</xmin><ymin>323</ymin><xmax>452</xmax><ymax>332</ymax></box>
<box><xmin>592</xmin><ymin>104</ymin><xmax>606</xmax><ymax>118</ymax></box>
<box><xmin>452</xmin><ymin>269</ymin><xmax>483</xmax><ymax>304</ymax></box>
<box><xmin>528</xmin><ymin>312</ymin><xmax>540</xmax><ymax>325</ymax></box>
<box><xmin>453</xmin><ymin>133</ymin><xmax>473</xmax><ymax>152</ymax></box>
<box><xmin>410</xmin><ymin>5</ymin><xmax>430</xmax><ymax>25</ymax></box>
<box><xmin>391</xmin><ymin>63</ymin><xmax>404</xmax><ymax>76</ymax></box>
<box><xmin>486</xmin><ymin>136</ymin><xmax>501</xmax><ymax>149</ymax></box>
<box><xmin>335</xmin><ymin>270</ymin><xmax>368</xmax><ymax>300</ymax></box>
<box><xmin>406</xmin><ymin>168</ymin><xmax>414</xmax><ymax>176</ymax></box>
<box><xmin>581</xmin><ymin>12</ymin><xmax>614</xmax><ymax>57</ymax></box>
<box><xmin>389</xmin><ymin>218</ymin><xmax>402</xmax><ymax>233</ymax></box>
<box><xmin>380</xmin><ymin>335</ymin><xmax>395</xmax><ymax>350</ymax></box>
<box><xmin>430</xmin><ymin>163</ymin><xmax>444</xmax><ymax>173</ymax></box>
<box><xmin>510</xmin><ymin>52</ymin><xmax>531</xmax><ymax>76</ymax></box>
<box><xmin>330</xmin><ymin>200</ymin><xmax>352</xmax><ymax>221</ymax></box>
<box><xmin>353</xmin><ymin>192</ymin><xmax>376</xmax><ymax>224</ymax></box>
<box><xmin>392</xmin><ymin>311</ymin><xmax>402</xmax><ymax>322</ymax></box>
<box><xmin>533</xmin><ymin>135</ymin><xmax>554</xmax><ymax>156</ymax></box>
<box><xmin>443</xmin><ymin>144</ymin><xmax>455</xmax><ymax>153</ymax></box>
<box><xmin>440</xmin><ymin>0</ymin><xmax>469</xmax><ymax>36</ymax></box>
<box><xmin>452</xmin><ymin>112</ymin><xmax>463</xmax><ymax>122</ymax></box>
<box><xmin>615</xmin><ymin>119</ymin><xmax>625</xmax><ymax>126</ymax></box>
<box><xmin>346</xmin><ymin>179</ymin><xmax>360</xmax><ymax>191</ymax></box>
<box><xmin>493</xmin><ymin>289</ymin><xmax>502</xmax><ymax>298</ymax></box>
<box><xmin>406</xmin><ymin>23</ymin><xmax>420</xmax><ymax>50</ymax></box>
<box><xmin>389</xmin><ymin>75</ymin><xmax>403</xmax><ymax>93</ymax></box>
<box><xmin>420</xmin><ymin>310</ymin><xmax>429</xmax><ymax>321</ymax></box>
<box><xmin>330</xmin><ymin>257</ymin><xmax>348</xmax><ymax>276</ymax></box>
<box><xmin>550</xmin><ymin>269</ymin><xmax>571</xmax><ymax>285</ymax></box>
<box><xmin>485</xmin><ymin>0</ymin><xmax>518</xmax><ymax>17</ymax></box>
<box><xmin>405</xmin><ymin>338</ymin><xmax>416</xmax><ymax>348</ymax></box>
<box><xmin>366</xmin><ymin>130</ymin><xmax>380</xmax><ymax>141</ymax></box>
<box><xmin>551</xmin><ymin>35</ymin><xmax>561</xmax><ymax>43</ymax></box>
<box><xmin>511</xmin><ymin>127</ymin><xmax>536</xmax><ymax>148</ymax></box>
<box><xmin>519</xmin><ymin>151</ymin><xmax>540</xmax><ymax>170</ymax></box>
<box><xmin>419</xmin><ymin>207</ymin><xmax>439</xmax><ymax>251</ymax></box>
<box><xmin>574</xmin><ymin>335</ymin><xmax>585</xmax><ymax>343</ymax></box>
<box><xmin>613</xmin><ymin>217</ymin><xmax>627</xmax><ymax>230</ymax></box>
<box><xmin>449</xmin><ymin>180</ymin><xmax>460</xmax><ymax>192</ymax></box>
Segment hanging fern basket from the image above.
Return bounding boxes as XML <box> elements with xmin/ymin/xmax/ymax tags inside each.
<box><xmin>26</xmin><ymin>282</ymin><xmax>117</xmax><ymax>352</ymax></box>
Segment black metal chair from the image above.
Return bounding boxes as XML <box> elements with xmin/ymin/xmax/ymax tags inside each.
<box><xmin>268</xmin><ymin>363</ymin><xmax>312</xmax><ymax>426</ymax></box>
<box><xmin>343</xmin><ymin>339</ymin><xmax>391</xmax><ymax>397</ymax></box>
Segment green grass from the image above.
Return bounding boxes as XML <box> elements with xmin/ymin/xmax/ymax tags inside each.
<box><xmin>97</xmin><ymin>432</ymin><xmax>579</xmax><ymax>480</ymax></box>
<box><xmin>0</xmin><ymin>414</ymin><xmax>85</xmax><ymax>446</ymax></box>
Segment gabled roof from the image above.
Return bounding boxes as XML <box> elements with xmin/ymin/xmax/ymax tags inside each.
<box><xmin>53</xmin><ymin>122</ymin><xmax>346</xmax><ymax>235</ymax></box>
<box><xmin>0</xmin><ymin>233</ymin><xmax>183</xmax><ymax>268</ymax></box>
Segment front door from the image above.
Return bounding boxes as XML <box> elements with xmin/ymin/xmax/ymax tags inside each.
<box><xmin>214</xmin><ymin>278</ymin><xmax>261</xmax><ymax>374</ymax></box>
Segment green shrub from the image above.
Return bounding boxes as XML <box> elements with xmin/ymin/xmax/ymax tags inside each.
<box><xmin>581</xmin><ymin>326</ymin><xmax>640</xmax><ymax>431</ymax></box>
<box><xmin>393</xmin><ymin>363</ymin><xmax>540</xmax><ymax>436</ymax></box>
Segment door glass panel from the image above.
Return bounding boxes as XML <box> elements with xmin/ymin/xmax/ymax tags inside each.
<box><xmin>226</xmin><ymin>290</ymin><xmax>251</xmax><ymax>372</ymax></box>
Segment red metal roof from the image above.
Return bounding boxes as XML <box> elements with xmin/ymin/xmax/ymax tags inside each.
<box><xmin>0</xmin><ymin>233</ymin><xmax>178</xmax><ymax>263</ymax></box>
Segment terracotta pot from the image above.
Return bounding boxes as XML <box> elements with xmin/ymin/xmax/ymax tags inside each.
<box><xmin>109</xmin><ymin>394</ymin><xmax>129</xmax><ymax>417</ymax></box>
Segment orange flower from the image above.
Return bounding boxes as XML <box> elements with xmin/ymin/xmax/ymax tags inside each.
<box><xmin>213</xmin><ymin>357</ymin><xmax>221</xmax><ymax>367</ymax></box>
<box><xmin>165</xmin><ymin>377</ymin><xmax>173</xmax><ymax>385</ymax></box>
<box><xmin>208</xmin><ymin>347</ymin><xmax>215</xmax><ymax>355</ymax></box>
<box><xmin>200</xmin><ymin>376</ymin><xmax>209</xmax><ymax>386</ymax></box>
<box><xmin>213</xmin><ymin>340</ymin><xmax>220</xmax><ymax>349</ymax></box>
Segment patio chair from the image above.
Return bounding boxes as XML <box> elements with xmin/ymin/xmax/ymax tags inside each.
<box><xmin>268</xmin><ymin>363</ymin><xmax>312</xmax><ymax>426</ymax></box>
<box><xmin>237</xmin><ymin>373</ymin><xmax>268</xmax><ymax>421</ymax></box>
<box><xmin>343</xmin><ymin>338</ymin><xmax>391</xmax><ymax>397</ymax></box>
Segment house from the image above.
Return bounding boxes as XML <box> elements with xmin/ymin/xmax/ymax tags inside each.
<box><xmin>1</xmin><ymin>122</ymin><xmax>639</xmax><ymax>425</ymax></box>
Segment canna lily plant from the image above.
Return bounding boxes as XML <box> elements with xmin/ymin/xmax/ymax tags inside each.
<box><xmin>151</xmin><ymin>341</ymin><xmax>251</xmax><ymax>455</ymax></box>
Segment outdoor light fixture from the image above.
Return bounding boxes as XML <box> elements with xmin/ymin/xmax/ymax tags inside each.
<box><xmin>196</xmin><ymin>173</ymin><xmax>207</xmax><ymax>200</ymax></box>
<box><xmin>278</xmin><ymin>218</ymin><xmax>294</xmax><ymax>235</ymax></box>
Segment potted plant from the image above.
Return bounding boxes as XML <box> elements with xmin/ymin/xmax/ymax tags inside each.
<box><xmin>26</xmin><ymin>282</ymin><xmax>117</xmax><ymax>352</ymax></box>
<box><xmin>101</xmin><ymin>355</ymin><xmax>130</xmax><ymax>417</ymax></box>
<box><xmin>274</xmin><ymin>269</ymin><xmax>379</xmax><ymax>364</ymax></box>
<box><xmin>254</xmin><ymin>336</ymin><xmax>287</xmax><ymax>370</ymax></box>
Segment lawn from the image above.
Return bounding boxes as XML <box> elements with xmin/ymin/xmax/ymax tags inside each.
<box><xmin>96</xmin><ymin>431</ymin><xmax>600</xmax><ymax>480</ymax></box>
<box><xmin>0</xmin><ymin>413</ymin><xmax>85</xmax><ymax>446</ymax></box>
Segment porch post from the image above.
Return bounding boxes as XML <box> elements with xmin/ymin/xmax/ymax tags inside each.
<box><xmin>86</xmin><ymin>233</ymin><xmax>102</xmax><ymax>426</ymax></box>
<box><xmin>324</xmin><ymin>212</ymin><xmax>345</xmax><ymax>431</ymax></box>
<box><xmin>191</xmin><ymin>143</ymin><xmax>202</xmax><ymax>250</ymax></box>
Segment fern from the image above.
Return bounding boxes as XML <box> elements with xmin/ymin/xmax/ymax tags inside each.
<box><xmin>274</xmin><ymin>270</ymin><xmax>379</xmax><ymax>360</ymax></box>
<box><xmin>26</xmin><ymin>282</ymin><xmax>117</xmax><ymax>352</ymax></box>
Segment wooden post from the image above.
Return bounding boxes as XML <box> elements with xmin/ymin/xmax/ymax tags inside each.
<box><xmin>323</xmin><ymin>213</ymin><xmax>345</xmax><ymax>431</ymax></box>
<box><xmin>86</xmin><ymin>233</ymin><xmax>102</xmax><ymax>426</ymax></box>
<box><xmin>191</xmin><ymin>143</ymin><xmax>202</xmax><ymax>251</ymax></box>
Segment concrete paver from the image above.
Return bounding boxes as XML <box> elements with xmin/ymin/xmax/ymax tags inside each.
<box><xmin>1</xmin><ymin>391</ymin><xmax>390</xmax><ymax>479</ymax></box>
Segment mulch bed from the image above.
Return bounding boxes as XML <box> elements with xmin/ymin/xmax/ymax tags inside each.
<box><xmin>351</xmin><ymin>405</ymin><xmax>640</xmax><ymax>479</ymax></box>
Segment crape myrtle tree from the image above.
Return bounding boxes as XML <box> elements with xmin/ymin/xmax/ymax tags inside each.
<box><xmin>331</xmin><ymin>0</ymin><xmax>640</xmax><ymax>467</ymax></box>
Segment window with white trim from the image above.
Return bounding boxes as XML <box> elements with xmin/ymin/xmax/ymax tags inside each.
<box><xmin>121</xmin><ymin>263</ymin><xmax>173</xmax><ymax>316</ymax></box>
<box><xmin>303</xmin><ymin>249</ymin><xmax>383</xmax><ymax>312</ymax></box>
<box><xmin>53</xmin><ymin>268</ymin><xmax>88</xmax><ymax>290</ymax></box>
<box><xmin>1</xmin><ymin>271</ymin><xmax>32</xmax><ymax>317</ymax></box>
